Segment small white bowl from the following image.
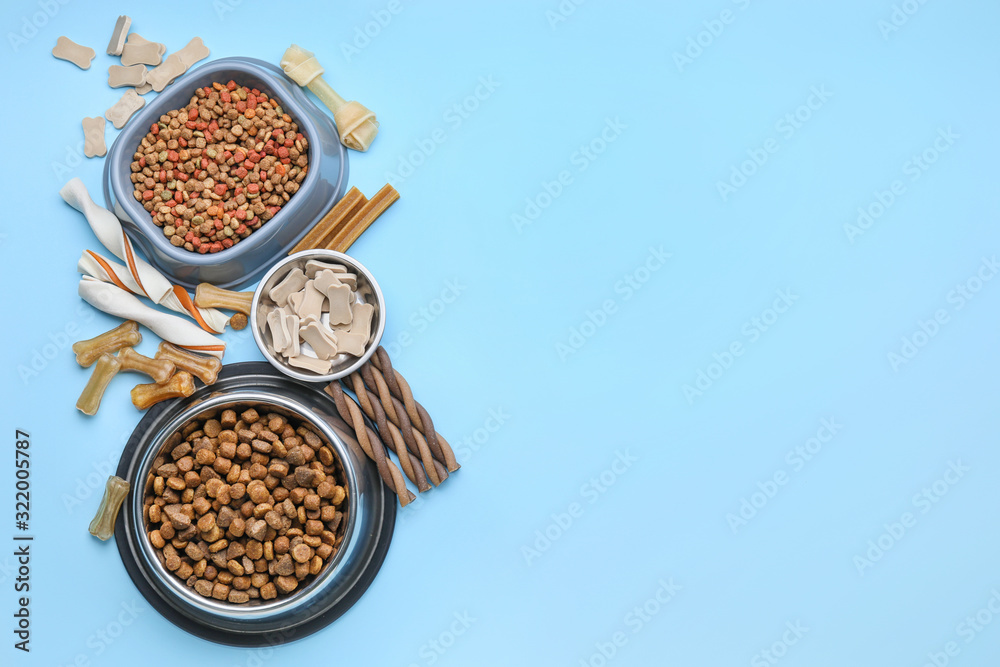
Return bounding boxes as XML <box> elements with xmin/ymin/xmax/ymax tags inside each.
<box><xmin>250</xmin><ymin>250</ymin><xmax>386</xmax><ymax>382</ymax></box>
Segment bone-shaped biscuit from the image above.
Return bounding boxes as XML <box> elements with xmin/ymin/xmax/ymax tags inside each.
<box><xmin>347</xmin><ymin>302</ymin><xmax>374</xmax><ymax>339</ymax></box>
<box><xmin>287</xmin><ymin>355</ymin><xmax>332</xmax><ymax>375</ymax></box>
<box><xmin>266</xmin><ymin>309</ymin><xmax>289</xmax><ymax>354</ymax></box>
<box><xmin>326</xmin><ymin>284</ymin><xmax>353</xmax><ymax>325</ymax></box>
<box><xmin>120</xmin><ymin>33</ymin><xmax>165</xmax><ymax>66</ymax></box>
<box><xmin>332</xmin><ymin>331</ymin><xmax>367</xmax><ymax>357</ymax></box>
<box><xmin>53</xmin><ymin>36</ymin><xmax>95</xmax><ymax>70</ymax></box>
<box><xmin>146</xmin><ymin>37</ymin><xmax>209</xmax><ymax>93</ymax></box>
<box><xmin>287</xmin><ymin>290</ymin><xmax>304</xmax><ymax>314</ymax></box>
<box><xmin>304</xmin><ymin>260</ymin><xmax>347</xmax><ymax>278</ymax></box>
<box><xmin>134</xmin><ymin>82</ymin><xmax>152</xmax><ymax>95</ymax></box>
<box><xmin>297</xmin><ymin>280</ymin><xmax>328</xmax><ymax>322</ymax></box>
<box><xmin>106</xmin><ymin>89</ymin><xmax>146</xmax><ymax>129</ymax></box>
<box><xmin>268</xmin><ymin>267</ymin><xmax>307</xmax><ymax>307</ymax></box>
<box><xmin>281</xmin><ymin>310</ymin><xmax>300</xmax><ymax>357</ymax></box>
<box><xmin>106</xmin><ymin>15</ymin><xmax>131</xmax><ymax>56</ymax></box>
<box><xmin>108</xmin><ymin>64</ymin><xmax>146</xmax><ymax>88</ymax></box>
<box><xmin>82</xmin><ymin>117</ymin><xmax>106</xmax><ymax>158</ymax></box>
<box><xmin>300</xmin><ymin>321</ymin><xmax>339</xmax><ymax>360</ymax></box>
<box><xmin>311</xmin><ymin>269</ymin><xmax>341</xmax><ymax>294</ymax></box>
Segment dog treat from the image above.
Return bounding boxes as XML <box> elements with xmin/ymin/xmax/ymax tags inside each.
<box><xmin>120</xmin><ymin>33</ymin><xmax>165</xmax><ymax>66</ymax></box>
<box><xmin>73</xmin><ymin>320</ymin><xmax>141</xmax><ymax>367</ymax></box>
<box><xmin>299</xmin><ymin>321</ymin><xmax>339</xmax><ymax>360</ymax></box>
<box><xmin>106</xmin><ymin>89</ymin><xmax>146</xmax><ymax>129</ymax></box>
<box><xmin>326</xmin><ymin>284</ymin><xmax>353</xmax><ymax>325</ymax></box>
<box><xmin>53</xmin><ymin>36</ymin><xmax>95</xmax><ymax>69</ymax></box>
<box><xmin>143</xmin><ymin>407</ymin><xmax>349</xmax><ymax>601</ymax></box>
<box><xmin>304</xmin><ymin>260</ymin><xmax>347</xmax><ymax>278</ymax></box>
<box><xmin>370</xmin><ymin>347</ymin><xmax>459</xmax><ymax>471</ymax></box>
<box><xmin>297</xmin><ymin>281</ymin><xmax>327</xmax><ymax>322</ymax></box>
<box><xmin>288</xmin><ymin>354</ymin><xmax>333</xmax><ymax>374</ymax></box>
<box><xmin>345</xmin><ymin>372</ymin><xmax>442</xmax><ymax>489</ymax></box>
<box><xmin>108</xmin><ymin>64</ymin><xmax>147</xmax><ymax>88</ymax></box>
<box><xmin>324</xmin><ymin>184</ymin><xmax>399</xmax><ymax>253</ymax></box>
<box><xmin>145</xmin><ymin>37</ymin><xmax>209</xmax><ymax>92</ymax></box>
<box><xmin>131</xmin><ymin>371</ymin><xmax>196</xmax><ymax>410</ymax></box>
<box><xmin>195</xmin><ymin>283</ymin><xmax>253</xmax><ymax>316</ymax></box>
<box><xmin>89</xmin><ymin>476</ymin><xmax>131</xmax><ymax>540</ymax></box>
<box><xmin>82</xmin><ymin>117</ymin><xmax>107</xmax><ymax>158</ymax></box>
<box><xmin>79</xmin><ymin>279</ymin><xmax>226</xmax><ymax>358</ymax></box>
<box><xmin>325</xmin><ymin>383</ymin><xmax>414</xmax><ymax>505</ymax></box>
<box><xmin>230</xmin><ymin>313</ymin><xmax>248</xmax><ymax>330</ymax></box>
<box><xmin>135</xmin><ymin>82</ymin><xmax>152</xmax><ymax>95</ymax></box>
<box><xmin>332</xmin><ymin>331</ymin><xmax>366</xmax><ymax>357</ymax></box>
<box><xmin>268</xmin><ymin>267</ymin><xmax>307</xmax><ymax>307</ymax></box>
<box><xmin>349</xmin><ymin>302</ymin><xmax>374</xmax><ymax>339</ymax></box>
<box><xmin>77</xmin><ymin>354</ymin><xmax>122</xmax><ymax>416</ymax></box>
<box><xmin>288</xmin><ymin>188</ymin><xmax>367</xmax><ymax>255</ymax></box>
<box><xmin>267</xmin><ymin>310</ymin><xmax>290</xmax><ymax>353</ymax></box>
<box><xmin>280</xmin><ymin>45</ymin><xmax>379</xmax><ymax>152</ymax></box>
<box><xmin>63</xmin><ymin>179</ymin><xmax>228</xmax><ymax>333</ymax></box>
<box><xmin>130</xmin><ymin>81</ymin><xmax>308</xmax><ymax>253</ymax></box>
<box><xmin>118</xmin><ymin>347</ymin><xmax>175</xmax><ymax>383</ymax></box>
<box><xmin>155</xmin><ymin>342</ymin><xmax>222</xmax><ymax>385</ymax></box>
<box><xmin>106</xmin><ymin>15</ymin><xmax>131</xmax><ymax>56</ymax></box>
<box><xmin>281</xmin><ymin>311</ymin><xmax>300</xmax><ymax>357</ymax></box>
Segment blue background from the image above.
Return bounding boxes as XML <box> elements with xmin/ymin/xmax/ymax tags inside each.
<box><xmin>2</xmin><ymin>1</ymin><xmax>999</xmax><ymax>665</ymax></box>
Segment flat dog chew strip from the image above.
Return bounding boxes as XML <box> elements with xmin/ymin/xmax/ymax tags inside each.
<box><xmin>324</xmin><ymin>184</ymin><xmax>399</xmax><ymax>252</ymax></box>
<box><xmin>120</xmin><ymin>33</ymin><xmax>165</xmax><ymax>66</ymax></box>
<box><xmin>77</xmin><ymin>354</ymin><xmax>121</xmax><ymax>416</ymax></box>
<box><xmin>106</xmin><ymin>15</ymin><xmax>131</xmax><ymax>56</ymax></box>
<box><xmin>268</xmin><ymin>267</ymin><xmax>307</xmax><ymax>306</ymax></box>
<box><xmin>288</xmin><ymin>355</ymin><xmax>332</xmax><ymax>375</ymax></box>
<box><xmin>73</xmin><ymin>320</ymin><xmax>141</xmax><ymax>367</ymax></box>
<box><xmin>288</xmin><ymin>188</ymin><xmax>367</xmax><ymax>254</ymax></box>
<box><xmin>106</xmin><ymin>89</ymin><xmax>146</xmax><ymax>129</ymax></box>
<box><xmin>118</xmin><ymin>347</ymin><xmax>175</xmax><ymax>383</ymax></box>
<box><xmin>53</xmin><ymin>36</ymin><xmax>95</xmax><ymax>69</ymax></box>
<box><xmin>83</xmin><ymin>117</ymin><xmax>106</xmax><ymax>158</ymax></box>
<box><xmin>131</xmin><ymin>371</ymin><xmax>196</xmax><ymax>410</ymax></box>
<box><xmin>108</xmin><ymin>64</ymin><xmax>147</xmax><ymax>88</ymax></box>
<box><xmin>155</xmin><ymin>342</ymin><xmax>222</xmax><ymax>385</ymax></box>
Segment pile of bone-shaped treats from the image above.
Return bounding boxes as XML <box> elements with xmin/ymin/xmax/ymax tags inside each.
<box><xmin>265</xmin><ymin>259</ymin><xmax>375</xmax><ymax>375</ymax></box>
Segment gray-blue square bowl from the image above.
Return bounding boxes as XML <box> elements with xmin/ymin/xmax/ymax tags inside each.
<box><xmin>102</xmin><ymin>57</ymin><xmax>349</xmax><ymax>291</ymax></box>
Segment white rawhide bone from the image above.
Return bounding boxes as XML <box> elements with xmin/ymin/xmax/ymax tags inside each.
<box><xmin>78</xmin><ymin>250</ymin><xmax>230</xmax><ymax>334</ymax></box>
<box><xmin>61</xmin><ymin>178</ymin><xmax>228</xmax><ymax>333</ymax></box>
<box><xmin>79</xmin><ymin>278</ymin><xmax>225</xmax><ymax>358</ymax></box>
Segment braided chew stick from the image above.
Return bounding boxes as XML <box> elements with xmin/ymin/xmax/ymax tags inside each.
<box><xmin>324</xmin><ymin>382</ymin><xmax>415</xmax><ymax>506</ymax></box>
<box><xmin>359</xmin><ymin>363</ymin><xmax>448</xmax><ymax>486</ymax></box>
<box><xmin>346</xmin><ymin>372</ymin><xmax>440</xmax><ymax>490</ymax></box>
<box><xmin>370</xmin><ymin>347</ymin><xmax>459</xmax><ymax>472</ymax></box>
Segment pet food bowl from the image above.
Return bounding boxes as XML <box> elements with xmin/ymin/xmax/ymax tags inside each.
<box><xmin>114</xmin><ymin>362</ymin><xmax>395</xmax><ymax>646</ymax></box>
<box><xmin>103</xmin><ymin>57</ymin><xmax>349</xmax><ymax>291</ymax></box>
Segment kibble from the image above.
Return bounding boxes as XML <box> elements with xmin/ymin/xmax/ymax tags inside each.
<box><xmin>143</xmin><ymin>406</ymin><xmax>347</xmax><ymax>604</ymax></box>
<box><xmin>130</xmin><ymin>80</ymin><xmax>309</xmax><ymax>253</ymax></box>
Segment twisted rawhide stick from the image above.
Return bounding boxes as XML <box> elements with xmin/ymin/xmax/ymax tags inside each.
<box><xmin>345</xmin><ymin>372</ymin><xmax>443</xmax><ymax>490</ymax></box>
<box><xmin>324</xmin><ymin>382</ymin><xmax>415</xmax><ymax>506</ymax></box>
<box><xmin>368</xmin><ymin>347</ymin><xmax>459</xmax><ymax>472</ymax></box>
<box><xmin>359</xmin><ymin>363</ymin><xmax>449</xmax><ymax>485</ymax></box>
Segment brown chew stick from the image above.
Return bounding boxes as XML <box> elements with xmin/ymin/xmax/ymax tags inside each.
<box><xmin>324</xmin><ymin>184</ymin><xmax>399</xmax><ymax>253</ymax></box>
<box><xmin>288</xmin><ymin>188</ymin><xmax>367</xmax><ymax>255</ymax></box>
<box><xmin>130</xmin><ymin>371</ymin><xmax>196</xmax><ymax>410</ymax></box>
<box><xmin>155</xmin><ymin>342</ymin><xmax>222</xmax><ymax>385</ymax></box>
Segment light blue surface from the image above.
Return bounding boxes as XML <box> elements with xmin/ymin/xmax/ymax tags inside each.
<box><xmin>2</xmin><ymin>1</ymin><xmax>999</xmax><ymax>665</ymax></box>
